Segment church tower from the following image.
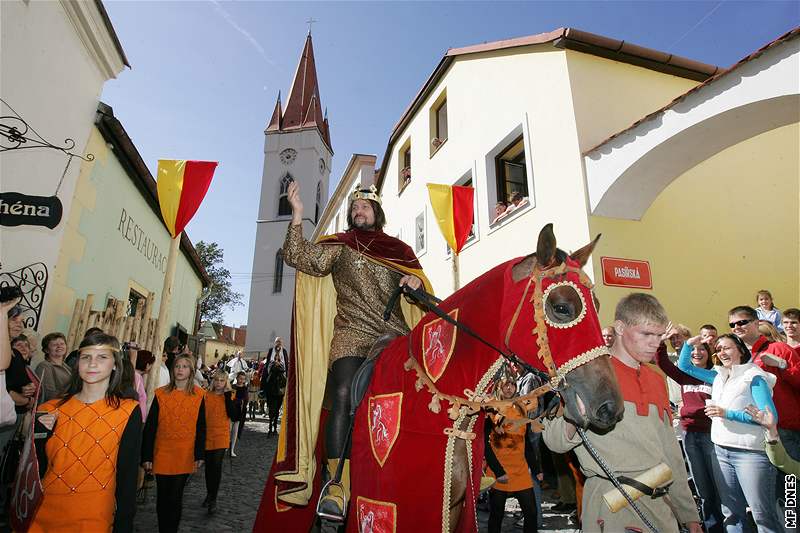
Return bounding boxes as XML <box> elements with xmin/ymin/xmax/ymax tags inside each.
<box><xmin>246</xmin><ymin>33</ymin><xmax>333</xmax><ymax>356</ymax></box>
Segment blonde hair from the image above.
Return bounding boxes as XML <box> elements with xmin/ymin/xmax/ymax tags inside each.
<box><xmin>674</xmin><ymin>324</ymin><xmax>692</xmax><ymax>338</ymax></box>
<box><xmin>207</xmin><ymin>369</ymin><xmax>232</xmax><ymax>393</ymax></box>
<box><xmin>758</xmin><ymin>320</ymin><xmax>785</xmax><ymax>343</ymax></box>
<box><xmin>614</xmin><ymin>293</ymin><xmax>668</xmax><ymax>327</ymax></box>
<box><xmin>167</xmin><ymin>353</ymin><xmax>197</xmax><ymax>394</ymax></box>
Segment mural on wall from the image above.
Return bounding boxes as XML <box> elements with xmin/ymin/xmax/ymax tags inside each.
<box><xmin>0</xmin><ymin>262</ymin><xmax>48</xmax><ymax>331</ymax></box>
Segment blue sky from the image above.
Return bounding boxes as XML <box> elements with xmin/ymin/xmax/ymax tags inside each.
<box><xmin>100</xmin><ymin>1</ymin><xmax>799</xmax><ymax>327</ymax></box>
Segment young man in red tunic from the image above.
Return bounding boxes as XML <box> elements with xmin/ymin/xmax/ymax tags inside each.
<box><xmin>543</xmin><ymin>293</ymin><xmax>701</xmax><ymax>533</ymax></box>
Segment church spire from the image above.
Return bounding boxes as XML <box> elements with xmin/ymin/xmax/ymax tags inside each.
<box><xmin>274</xmin><ymin>34</ymin><xmax>331</xmax><ymax>150</ymax></box>
<box><xmin>265</xmin><ymin>91</ymin><xmax>282</xmax><ymax>132</ymax></box>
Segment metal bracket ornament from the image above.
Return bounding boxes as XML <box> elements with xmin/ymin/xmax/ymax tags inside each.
<box><xmin>0</xmin><ymin>98</ymin><xmax>94</xmax><ymax>161</ymax></box>
<box><xmin>0</xmin><ymin>262</ymin><xmax>48</xmax><ymax>331</ymax></box>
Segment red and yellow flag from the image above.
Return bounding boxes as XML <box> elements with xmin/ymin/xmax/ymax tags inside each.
<box><xmin>426</xmin><ymin>183</ymin><xmax>474</xmax><ymax>255</ymax></box>
<box><xmin>156</xmin><ymin>160</ymin><xmax>218</xmax><ymax>238</ymax></box>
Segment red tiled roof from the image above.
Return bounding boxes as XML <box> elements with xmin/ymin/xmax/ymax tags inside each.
<box><xmin>585</xmin><ymin>26</ymin><xmax>800</xmax><ymax>155</ymax></box>
<box><xmin>376</xmin><ymin>27</ymin><xmax>721</xmax><ymax>191</ymax></box>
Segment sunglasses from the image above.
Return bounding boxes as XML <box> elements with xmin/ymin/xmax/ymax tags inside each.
<box><xmin>729</xmin><ymin>318</ymin><xmax>753</xmax><ymax>329</ymax></box>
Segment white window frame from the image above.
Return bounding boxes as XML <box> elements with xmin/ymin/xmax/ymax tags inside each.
<box><xmin>414</xmin><ymin>208</ymin><xmax>427</xmax><ymax>257</ymax></box>
<box><xmin>485</xmin><ymin>114</ymin><xmax>536</xmax><ymax>233</ymax></box>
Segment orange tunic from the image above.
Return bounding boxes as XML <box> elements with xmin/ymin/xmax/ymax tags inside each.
<box><xmin>153</xmin><ymin>386</ymin><xmax>205</xmax><ymax>475</ymax></box>
<box><xmin>487</xmin><ymin>406</ymin><xmax>533</xmax><ymax>492</ymax></box>
<box><xmin>205</xmin><ymin>391</ymin><xmax>231</xmax><ymax>451</ymax></box>
<box><xmin>30</xmin><ymin>397</ymin><xmax>138</xmax><ymax>533</ymax></box>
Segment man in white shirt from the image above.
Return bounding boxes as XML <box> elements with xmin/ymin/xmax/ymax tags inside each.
<box><xmin>228</xmin><ymin>351</ymin><xmax>249</xmax><ymax>382</ymax></box>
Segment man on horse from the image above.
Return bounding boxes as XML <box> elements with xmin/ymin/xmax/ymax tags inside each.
<box><xmin>281</xmin><ymin>180</ymin><xmax>431</xmax><ymax>520</ymax></box>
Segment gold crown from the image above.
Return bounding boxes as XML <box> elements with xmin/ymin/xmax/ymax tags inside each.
<box><xmin>350</xmin><ymin>184</ymin><xmax>381</xmax><ymax>205</ymax></box>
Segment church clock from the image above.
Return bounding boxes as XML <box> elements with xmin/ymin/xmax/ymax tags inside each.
<box><xmin>279</xmin><ymin>148</ymin><xmax>297</xmax><ymax>165</ymax></box>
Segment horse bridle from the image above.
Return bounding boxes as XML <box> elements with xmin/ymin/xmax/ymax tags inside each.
<box><xmin>387</xmin><ymin>269</ymin><xmax>665</xmax><ymax>533</ymax></box>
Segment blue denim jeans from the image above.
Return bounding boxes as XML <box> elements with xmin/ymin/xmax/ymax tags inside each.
<box><xmin>683</xmin><ymin>431</ymin><xmax>724</xmax><ymax>533</ymax></box>
<box><xmin>713</xmin><ymin>444</ymin><xmax>782</xmax><ymax>533</ymax></box>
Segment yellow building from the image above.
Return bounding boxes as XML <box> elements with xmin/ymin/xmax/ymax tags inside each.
<box><xmin>364</xmin><ymin>26</ymin><xmax>798</xmax><ymax>331</ymax></box>
<box><xmin>586</xmin><ymin>28</ymin><xmax>799</xmax><ymax>328</ymax></box>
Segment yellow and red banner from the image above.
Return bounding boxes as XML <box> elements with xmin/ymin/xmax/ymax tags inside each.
<box><xmin>426</xmin><ymin>183</ymin><xmax>474</xmax><ymax>255</ymax></box>
<box><xmin>156</xmin><ymin>159</ymin><xmax>218</xmax><ymax>238</ymax></box>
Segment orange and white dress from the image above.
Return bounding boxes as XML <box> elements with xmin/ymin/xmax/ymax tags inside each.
<box><xmin>30</xmin><ymin>396</ymin><xmax>142</xmax><ymax>533</ymax></box>
<box><xmin>142</xmin><ymin>385</ymin><xmax>206</xmax><ymax>475</ymax></box>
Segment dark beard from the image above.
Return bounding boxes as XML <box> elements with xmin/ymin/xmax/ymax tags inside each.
<box><xmin>352</xmin><ymin>220</ymin><xmax>376</xmax><ymax>231</ymax></box>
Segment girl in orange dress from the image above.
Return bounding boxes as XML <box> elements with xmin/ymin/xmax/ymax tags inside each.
<box><xmin>141</xmin><ymin>353</ymin><xmax>206</xmax><ymax>532</ymax></box>
<box><xmin>484</xmin><ymin>377</ymin><xmax>541</xmax><ymax>533</ymax></box>
<box><xmin>203</xmin><ymin>370</ymin><xmax>236</xmax><ymax>515</ymax></box>
<box><xmin>31</xmin><ymin>332</ymin><xmax>142</xmax><ymax>533</ymax></box>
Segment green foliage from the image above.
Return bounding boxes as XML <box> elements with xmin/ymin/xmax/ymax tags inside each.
<box><xmin>195</xmin><ymin>241</ymin><xmax>243</xmax><ymax>322</ymax></box>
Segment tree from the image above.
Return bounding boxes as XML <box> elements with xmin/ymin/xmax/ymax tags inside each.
<box><xmin>195</xmin><ymin>241</ymin><xmax>243</xmax><ymax>322</ymax></box>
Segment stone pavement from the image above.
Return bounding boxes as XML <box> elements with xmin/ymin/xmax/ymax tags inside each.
<box><xmin>133</xmin><ymin>414</ymin><xmax>579</xmax><ymax>532</ymax></box>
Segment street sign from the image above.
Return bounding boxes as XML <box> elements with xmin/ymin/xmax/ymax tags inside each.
<box><xmin>601</xmin><ymin>257</ymin><xmax>652</xmax><ymax>289</ymax></box>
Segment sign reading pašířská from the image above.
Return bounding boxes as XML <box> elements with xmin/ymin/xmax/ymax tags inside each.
<box><xmin>0</xmin><ymin>193</ymin><xmax>63</xmax><ymax>229</ymax></box>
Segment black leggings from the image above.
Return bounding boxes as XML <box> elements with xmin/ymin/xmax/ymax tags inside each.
<box><xmin>205</xmin><ymin>449</ymin><xmax>226</xmax><ymax>501</ymax></box>
<box><xmin>325</xmin><ymin>356</ymin><xmax>363</xmax><ymax>459</ymax></box>
<box><xmin>267</xmin><ymin>395</ymin><xmax>282</xmax><ymax>432</ymax></box>
<box><xmin>156</xmin><ymin>473</ymin><xmax>190</xmax><ymax>533</ymax></box>
<box><xmin>488</xmin><ymin>487</ymin><xmax>538</xmax><ymax>533</ymax></box>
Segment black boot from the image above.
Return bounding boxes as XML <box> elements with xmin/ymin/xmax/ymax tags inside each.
<box><xmin>201</xmin><ymin>496</ymin><xmax>209</xmax><ymax>507</ymax></box>
<box><xmin>208</xmin><ymin>499</ymin><xmax>217</xmax><ymax>515</ymax></box>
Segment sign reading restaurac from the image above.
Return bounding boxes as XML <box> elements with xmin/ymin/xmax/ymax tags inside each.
<box><xmin>0</xmin><ymin>192</ymin><xmax>63</xmax><ymax>229</ymax></box>
<box><xmin>601</xmin><ymin>256</ymin><xmax>653</xmax><ymax>289</ymax></box>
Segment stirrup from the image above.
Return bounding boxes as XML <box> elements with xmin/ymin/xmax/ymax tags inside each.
<box><xmin>316</xmin><ymin>479</ymin><xmax>347</xmax><ymax>522</ymax></box>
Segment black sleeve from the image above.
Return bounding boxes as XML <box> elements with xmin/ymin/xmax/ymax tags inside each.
<box><xmin>194</xmin><ymin>399</ymin><xmax>206</xmax><ymax>460</ymax></box>
<box><xmin>483</xmin><ymin>417</ymin><xmax>505</xmax><ymax>478</ymax></box>
<box><xmin>114</xmin><ymin>408</ymin><xmax>143</xmax><ymax>533</ymax></box>
<box><xmin>524</xmin><ymin>426</ymin><xmax>541</xmax><ymax>476</ymax></box>
<box><xmin>224</xmin><ymin>391</ymin><xmax>237</xmax><ymax>419</ymax></box>
<box><xmin>34</xmin><ymin>412</ymin><xmax>56</xmax><ymax>476</ymax></box>
<box><xmin>141</xmin><ymin>397</ymin><xmax>159</xmax><ymax>464</ymax></box>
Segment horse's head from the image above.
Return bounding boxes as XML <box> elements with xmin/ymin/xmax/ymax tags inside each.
<box><xmin>508</xmin><ymin>224</ymin><xmax>623</xmax><ymax>430</ymax></box>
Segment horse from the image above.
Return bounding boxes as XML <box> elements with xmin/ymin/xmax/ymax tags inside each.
<box><xmin>253</xmin><ymin>224</ymin><xmax>623</xmax><ymax>533</ymax></box>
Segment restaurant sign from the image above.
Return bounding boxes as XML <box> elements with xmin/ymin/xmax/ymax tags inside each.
<box><xmin>0</xmin><ymin>192</ymin><xmax>63</xmax><ymax>229</ymax></box>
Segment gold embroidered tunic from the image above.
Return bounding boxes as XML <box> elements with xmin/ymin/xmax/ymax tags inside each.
<box><xmin>283</xmin><ymin>224</ymin><xmax>410</xmax><ymax>364</ymax></box>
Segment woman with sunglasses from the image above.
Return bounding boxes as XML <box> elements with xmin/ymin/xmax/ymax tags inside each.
<box><xmin>677</xmin><ymin>333</ymin><xmax>782</xmax><ymax>532</ymax></box>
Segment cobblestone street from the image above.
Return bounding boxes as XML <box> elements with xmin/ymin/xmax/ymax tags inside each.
<box><xmin>133</xmin><ymin>414</ymin><xmax>578</xmax><ymax>532</ymax></box>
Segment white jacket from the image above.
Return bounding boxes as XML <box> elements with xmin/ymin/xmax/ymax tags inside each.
<box><xmin>710</xmin><ymin>363</ymin><xmax>776</xmax><ymax>451</ymax></box>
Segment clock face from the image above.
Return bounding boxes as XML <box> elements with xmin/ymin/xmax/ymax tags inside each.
<box><xmin>319</xmin><ymin>158</ymin><xmax>326</xmax><ymax>174</ymax></box>
<box><xmin>279</xmin><ymin>148</ymin><xmax>297</xmax><ymax>165</ymax></box>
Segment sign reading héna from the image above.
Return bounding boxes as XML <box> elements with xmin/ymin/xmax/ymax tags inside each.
<box><xmin>0</xmin><ymin>193</ymin><xmax>63</xmax><ymax>229</ymax></box>
<box><xmin>117</xmin><ymin>208</ymin><xmax>168</xmax><ymax>273</ymax></box>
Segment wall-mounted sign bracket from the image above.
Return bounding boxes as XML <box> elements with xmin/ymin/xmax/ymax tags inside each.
<box><xmin>0</xmin><ymin>98</ymin><xmax>94</xmax><ymax>161</ymax></box>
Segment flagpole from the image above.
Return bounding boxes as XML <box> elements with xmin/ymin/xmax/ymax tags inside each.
<box><xmin>452</xmin><ymin>252</ymin><xmax>460</xmax><ymax>291</ymax></box>
<box><xmin>146</xmin><ymin>233</ymin><xmax>181</xmax><ymax>407</ymax></box>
